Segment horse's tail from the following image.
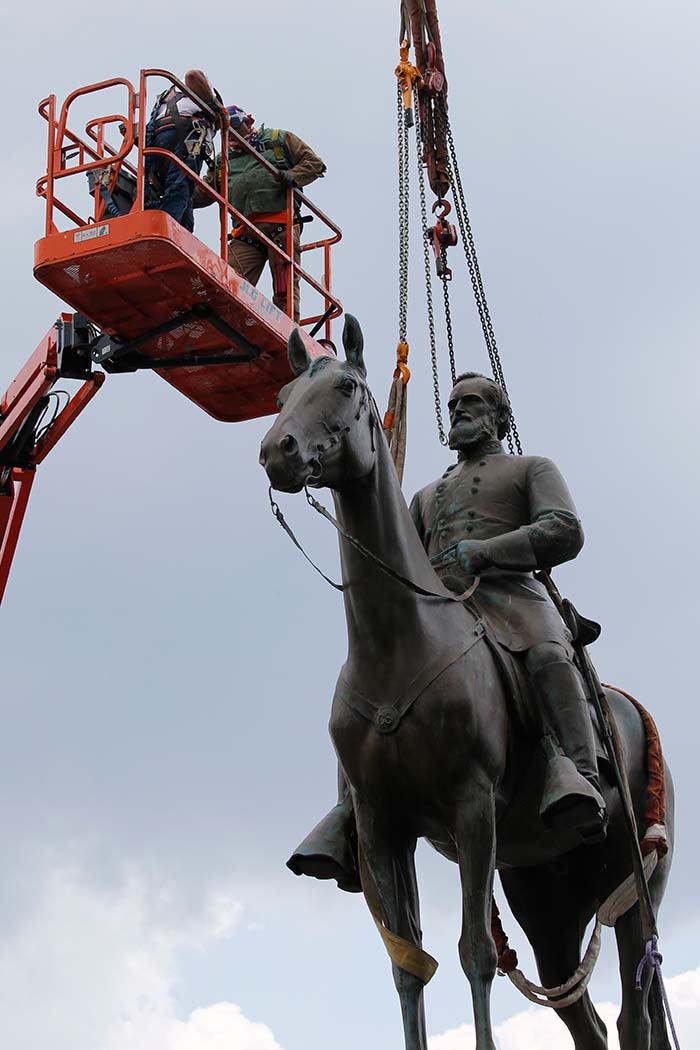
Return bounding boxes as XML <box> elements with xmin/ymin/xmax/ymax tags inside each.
<box><xmin>649</xmin><ymin>973</ymin><xmax>672</xmax><ymax>1050</ymax></box>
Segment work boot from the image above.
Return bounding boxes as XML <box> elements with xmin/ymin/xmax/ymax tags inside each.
<box><xmin>531</xmin><ymin>660</ymin><xmax>607</xmax><ymax>843</ymax></box>
<box><xmin>287</xmin><ymin>792</ymin><xmax>361</xmax><ymax>892</ymax></box>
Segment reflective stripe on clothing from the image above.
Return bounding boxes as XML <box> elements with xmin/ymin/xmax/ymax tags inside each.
<box><xmin>231</xmin><ymin>210</ymin><xmax>288</xmax><ymax>237</ymax></box>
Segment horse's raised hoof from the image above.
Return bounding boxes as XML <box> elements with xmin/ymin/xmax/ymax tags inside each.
<box><xmin>286</xmin><ymin>798</ymin><xmax>362</xmax><ymax>893</ymax></box>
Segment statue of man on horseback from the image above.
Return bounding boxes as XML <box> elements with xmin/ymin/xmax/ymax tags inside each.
<box><xmin>262</xmin><ymin>319</ymin><xmax>673</xmax><ymax>1050</ymax></box>
<box><xmin>290</xmin><ymin>369</ymin><xmax>607</xmax><ymax>889</ymax></box>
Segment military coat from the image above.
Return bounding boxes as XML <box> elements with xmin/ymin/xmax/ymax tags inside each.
<box><xmin>409</xmin><ymin>445</ymin><xmax>584</xmax><ymax>651</ymax></box>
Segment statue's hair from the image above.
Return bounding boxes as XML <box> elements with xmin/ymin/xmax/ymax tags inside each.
<box><xmin>451</xmin><ymin>371</ymin><xmax>511</xmax><ymax>440</ymax></box>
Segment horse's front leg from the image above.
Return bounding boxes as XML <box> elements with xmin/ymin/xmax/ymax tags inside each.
<box><xmin>354</xmin><ymin>796</ymin><xmax>428</xmax><ymax>1050</ymax></box>
<box><xmin>453</xmin><ymin>777</ymin><xmax>499</xmax><ymax>1050</ymax></box>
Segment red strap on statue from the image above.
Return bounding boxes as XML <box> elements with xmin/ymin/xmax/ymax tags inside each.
<box><xmin>603</xmin><ymin>685</ymin><xmax>668</xmax><ymax>856</ymax></box>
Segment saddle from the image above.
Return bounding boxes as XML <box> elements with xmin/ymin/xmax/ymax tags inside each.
<box><xmin>483</xmin><ymin>621</ymin><xmax>609</xmax><ymax>768</ymax></box>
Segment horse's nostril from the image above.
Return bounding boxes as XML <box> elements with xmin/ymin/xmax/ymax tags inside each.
<box><xmin>281</xmin><ymin>434</ymin><xmax>299</xmax><ymax>457</ymax></box>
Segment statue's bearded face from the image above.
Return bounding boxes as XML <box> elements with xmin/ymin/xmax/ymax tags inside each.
<box><xmin>447</xmin><ymin>377</ymin><xmax>500</xmax><ymax>451</ymax></box>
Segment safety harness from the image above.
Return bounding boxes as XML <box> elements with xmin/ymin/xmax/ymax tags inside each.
<box><xmin>145</xmin><ymin>88</ymin><xmax>214</xmax><ymax>198</ymax></box>
<box><xmin>149</xmin><ymin>88</ymin><xmax>205</xmax><ymax>144</ymax></box>
<box><xmin>226</xmin><ymin>127</ymin><xmax>293</xmax><ymax>222</ymax></box>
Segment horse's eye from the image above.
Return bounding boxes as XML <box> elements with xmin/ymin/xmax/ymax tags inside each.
<box><xmin>276</xmin><ymin>397</ymin><xmax>284</xmax><ymax>410</ymax></box>
<box><xmin>336</xmin><ymin>376</ymin><xmax>356</xmax><ymax>396</ymax></box>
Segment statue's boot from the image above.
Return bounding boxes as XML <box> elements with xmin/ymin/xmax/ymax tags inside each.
<box><xmin>287</xmin><ymin>793</ymin><xmax>361</xmax><ymax>892</ymax></box>
<box><xmin>532</xmin><ymin>660</ymin><xmax>608</xmax><ymax>844</ymax></box>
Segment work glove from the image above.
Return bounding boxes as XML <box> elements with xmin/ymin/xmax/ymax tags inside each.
<box><xmin>278</xmin><ymin>169</ymin><xmax>298</xmax><ymax>189</ymax></box>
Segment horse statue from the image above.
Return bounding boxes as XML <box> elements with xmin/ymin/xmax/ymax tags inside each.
<box><xmin>259</xmin><ymin>316</ymin><xmax>674</xmax><ymax>1050</ymax></box>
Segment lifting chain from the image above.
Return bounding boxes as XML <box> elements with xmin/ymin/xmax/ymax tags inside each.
<box><xmin>438</xmin><ymin>251</ymin><xmax>457</xmax><ymax>385</ymax></box>
<box><xmin>435</xmin><ymin>96</ymin><xmax>523</xmax><ymax>455</ymax></box>
<box><xmin>397</xmin><ymin>82</ymin><xmax>411</xmax><ymax>345</ymax></box>
<box><xmin>415</xmin><ymin>88</ymin><xmax>448</xmax><ymax>445</ymax></box>
<box><xmin>384</xmin><ymin>78</ymin><xmax>414</xmax><ymax>484</ymax></box>
<box><xmin>398</xmin><ymin>33</ymin><xmax>523</xmax><ymax>456</ymax></box>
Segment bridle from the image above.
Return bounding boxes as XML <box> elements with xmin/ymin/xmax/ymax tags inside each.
<box><xmin>268</xmin><ymin>378</ymin><xmax>479</xmax><ymax>603</ymax></box>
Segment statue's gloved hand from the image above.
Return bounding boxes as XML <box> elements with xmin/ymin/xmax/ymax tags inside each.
<box><xmin>456</xmin><ymin>539</ymin><xmax>491</xmax><ymax>577</ymax></box>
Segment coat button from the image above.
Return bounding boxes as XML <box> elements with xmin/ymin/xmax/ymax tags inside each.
<box><xmin>468</xmin><ymin>511</ymin><xmax>475</xmax><ymax>519</ymax></box>
<box><xmin>466</xmin><ymin>526</ymin><xmax>473</xmax><ymax>533</ymax></box>
<box><xmin>471</xmin><ymin>487</ymin><xmax>478</xmax><ymax>495</ymax></box>
<box><xmin>479</xmin><ymin>460</ymin><xmax>487</xmax><ymax>466</ymax></box>
<box><xmin>473</xmin><ymin>476</ymin><xmax>481</xmax><ymax>483</ymax></box>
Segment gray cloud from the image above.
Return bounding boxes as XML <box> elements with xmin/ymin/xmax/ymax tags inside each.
<box><xmin>1</xmin><ymin>1</ymin><xmax>698</xmax><ymax>1046</ymax></box>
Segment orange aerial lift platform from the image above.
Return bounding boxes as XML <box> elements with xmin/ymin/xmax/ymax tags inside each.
<box><xmin>0</xmin><ymin>69</ymin><xmax>343</xmax><ymax>602</ymax></box>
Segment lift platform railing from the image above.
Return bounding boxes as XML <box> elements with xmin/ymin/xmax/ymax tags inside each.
<box><xmin>36</xmin><ymin>70</ymin><xmax>342</xmax><ymax>342</ymax></box>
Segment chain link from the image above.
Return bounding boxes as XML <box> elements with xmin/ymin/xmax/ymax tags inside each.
<box><xmin>439</xmin><ymin>256</ymin><xmax>457</xmax><ymax>386</ymax></box>
<box><xmin>414</xmin><ymin>88</ymin><xmax>448</xmax><ymax>445</ymax></box>
<box><xmin>436</xmin><ymin>97</ymin><xmax>523</xmax><ymax>455</ymax></box>
<box><xmin>397</xmin><ymin>84</ymin><xmax>411</xmax><ymax>345</ymax></box>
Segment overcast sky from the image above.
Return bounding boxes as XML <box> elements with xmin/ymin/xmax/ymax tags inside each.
<box><xmin>1</xmin><ymin>2</ymin><xmax>699</xmax><ymax>1048</ymax></box>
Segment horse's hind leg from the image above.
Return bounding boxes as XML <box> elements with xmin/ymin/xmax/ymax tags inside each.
<box><xmin>615</xmin><ymin>855</ymin><xmax>673</xmax><ymax>1050</ymax></box>
<box><xmin>355</xmin><ymin>799</ymin><xmax>428</xmax><ymax>1050</ymax></box>
<box><xmin>615</xmin><ymin>904</ymin><xmax>654</xmax><ymax>1050</ymax></box>
<box><xmin>501</xmin><ymin>864</ymin><xmax>608</xmax><ymax>1049</ymax></box>
<box><xmin>453</xmin><ymin>783</ymin><xmax>499</xmax><ymax>1050</ymax></box>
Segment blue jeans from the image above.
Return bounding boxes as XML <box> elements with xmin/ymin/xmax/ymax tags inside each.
<box><xmin>145</xmin><ymin>126</ymin><xmax>203</xmax><ymax>233</ymax></box>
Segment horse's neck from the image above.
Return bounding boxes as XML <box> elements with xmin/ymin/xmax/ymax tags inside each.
<box><xmin>332</xmin><ymin>423</ymin><xmax>457</xmax><ymax>674</ymax></box>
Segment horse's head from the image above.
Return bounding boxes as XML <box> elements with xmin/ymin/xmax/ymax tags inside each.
<box><xmin>260</xmin><ymin>315</ymin><xmax>376</xmax><ymax>492</ymax></box>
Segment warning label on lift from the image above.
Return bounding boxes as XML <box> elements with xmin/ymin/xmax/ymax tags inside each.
<box><xmin>74</xmin><ymin>224</ymin><xmax>110</xmax><ymax>243</ymax></box>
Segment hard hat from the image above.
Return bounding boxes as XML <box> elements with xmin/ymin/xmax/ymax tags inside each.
<box><xmin>226</xmin><ymin>105</ymin><xmax>253</xmax><ymax>133</ymax></box>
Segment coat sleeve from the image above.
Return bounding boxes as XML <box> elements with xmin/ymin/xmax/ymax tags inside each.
<box><xmin>192</xmin><ymin>154</ymin><xmax>220</xmax><ymax>209</ymax></box>
<box><xmin>483</xmin><ymin>458</ymin><xmax>584</xmax><ymax>571</ymax></box>
<box><xmin>283</xmin><ymin>130</ymin><xmax>326</xmax><ymax>189</ymax></box>
<box><xmin>409</xmin><ymin>491</ymin><xmax>428</xmax><ymax>548</ymax></box>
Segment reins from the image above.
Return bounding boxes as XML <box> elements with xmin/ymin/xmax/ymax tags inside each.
<box><xmin>268</xmin><ymin>484</ymin><xmax>480</xmax><ymax>604</ymax></box>
<box><xmin>268</xmin><ymin>487</ymin><xmax>343</xmax><ymax>592</ymax></box>
<box><xmin>268</xmin><ymin>377</ymin><xmax>479</xmax><ymax>603</ymax></box>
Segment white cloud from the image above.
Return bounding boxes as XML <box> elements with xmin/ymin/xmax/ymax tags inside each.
<box><xmin>0</xmin><ymin>859</ymin><xmax>282</xmax><ymax>1050</ymax></box>
<box><xmin>3</xmin><ymin>855</ymin><xmax>698</xmax><ymax>1050</ymax></box>
<box><xmin>105</xmin><ymin>1002</ymin><xmax>282</xmax><ymax>1050</ymax></box>
<box><xmin>158</xmin><ymin>1003</ymin><xmax>281</xmax><ymax>1050</ymax></box>
<box><xmin>429</xmin><ymin>968</ymin><xmax>700</xmax><ymax>1050</ymax></box>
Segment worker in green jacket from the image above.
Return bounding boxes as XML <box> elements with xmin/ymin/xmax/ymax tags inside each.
<box><xmin>197</xmin><ymin>105</ymin><xmax>326</xmax><ymax>321</ymax></box>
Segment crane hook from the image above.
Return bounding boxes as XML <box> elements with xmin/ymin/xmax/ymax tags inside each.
<box><xmin>432</xmin><ymin>198</ymin><xmax>452</xmax><ymax>221</ymax></box>
<box><xmin>427</xmin><ymin>199</ymin><xmax>458</xmax><ymax>279</ymax></box>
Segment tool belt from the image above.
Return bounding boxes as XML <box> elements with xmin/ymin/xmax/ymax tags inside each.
<box><xmin>229</xmin><ymin>215</ymin><xmax>306</xmax><ymax>249</ymax></box>
<box><xmin>230</xmin><ymin>224</ymin><xmax>286</xmax><ymax>249</ymax></box>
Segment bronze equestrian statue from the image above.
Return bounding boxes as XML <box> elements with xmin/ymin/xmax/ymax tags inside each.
<box><xmin>260</xmin><ymin>316</ymin><xmax>674</xmax><ymax>1050</ymax></box>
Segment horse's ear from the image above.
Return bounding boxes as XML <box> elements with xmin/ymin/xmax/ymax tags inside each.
<box><xmin>343</xmin><ymin>314</ymin><xmax>366</xmax><ymax>376</ymax></box>
<box><xmin>288</xmin><ymin>328</ymin><xmax>311</xmax><ymax>377</ymax></box>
